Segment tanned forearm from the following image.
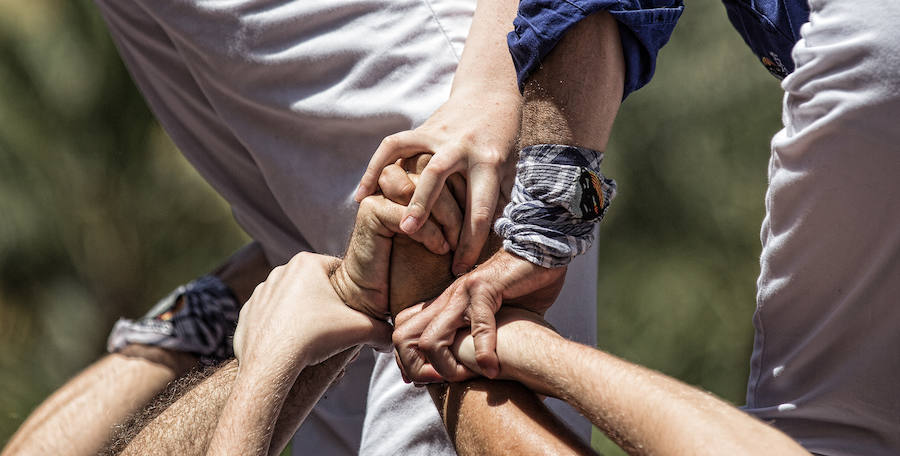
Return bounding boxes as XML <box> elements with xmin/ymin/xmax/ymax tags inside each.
<box><xmin>113</xmin><ymin>348</ymin><xmax>357</xmax><ymax>456</ymax></box>
<box><xmin>518</xmin><ymin>11</ymin><xmax>624</xmax><ymax>151</ymax></box>
<box><xmin>390</xmin><ymin>237</ymin><xmax>592</xmax><ymax>455</ymax></box>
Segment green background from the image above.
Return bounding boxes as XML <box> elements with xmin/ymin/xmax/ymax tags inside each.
<box><xmin>0</xmin><ymin>1</ymin><xmax>783</xmax><ymax>453</ymax></box>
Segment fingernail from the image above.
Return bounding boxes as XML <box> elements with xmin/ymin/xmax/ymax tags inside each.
<box><xmin>441</xmin><ymin>240</ymin><xmax>450</xmax><ymax>254</ymax></box>
<box><xmin>452</xmin><ymin>263</ymin><xmax>468</xmax><ymax>276</ymax></box>
<box><xmin>400</xmin><ymin>215</ymin><xmax>418</xmax><ymax>234</ymax></box>
<box><xmin>485</xmin><ymin>366</ymin><xmax>499</xmax><ymax>379</ymax></box>
<box><xmin>354</xmin><ymin>185</ymin><xmax>366</xmax><ymax>202</ymax></box>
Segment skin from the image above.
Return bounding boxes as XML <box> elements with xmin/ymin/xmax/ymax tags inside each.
<box><xmin>115</xmin><ymin>157</ymin><xmax>591</xmax><ymax>455</ymax></box>
<box><xmin>394</xmin><ymin>11</ymin><xmax>626</xmax><ymax>384</ymax></box>
<box><xmin>355</xmin><ymin>0</ymin><xmax>522</xmax><ymax>276</ymax></box>
<box><xmin>2</xmin><ymin>242</ymin><xmax>271</xmax><ymax>456</ymax></box>
<box><xmin>423</xmin><ymin>307</ymin><xmax>811</xmax><ymax>456</ymax></box>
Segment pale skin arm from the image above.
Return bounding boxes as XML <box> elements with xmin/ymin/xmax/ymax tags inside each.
<box><xmin>447</xmin><ymin>308</ymin><xmax>811</xmax><ymax>456</ymax></box>
<box><xmin>2</xmin><ymin>242</ymin><xmax>270</xmax><ymax>456</ymax></box>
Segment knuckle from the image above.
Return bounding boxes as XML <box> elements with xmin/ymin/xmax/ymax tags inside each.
<box><xmin>358</xmin><ymin>195</ymin><xmax>378</xmax><ymax>212</ymax></box>
<box><xmin>476</xmin><ymin>149</ymin><xmax>504</xmax><ymax>167</ymax></box>
<box><xmin>399</xmin><ymin>182</ymin><xmax>416</xmax><ymax>198</ymax></box>
<box><xmin>470</xmin><ymin>205</ymin><xmax>494</xmax><ymax>225</ymax></box>
<box><xmin>418</xmin><ymin>334</ymin><xmax>439</xmax><ymax>353</ymax></box>
<box><xmin>380</xmin><ymin>135</ymin><xmax>401</xmax><ymax>150</ymax></box>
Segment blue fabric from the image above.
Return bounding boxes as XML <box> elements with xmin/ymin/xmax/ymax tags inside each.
<box><xmin>721</xmin><ymin>0</ymin><xmax>810</xmax><ymax>79</ymax></box>
<box><xmin>508</xmin><ymin>0</ymin><xmax>684</xmax><ymax>99</ymax></box>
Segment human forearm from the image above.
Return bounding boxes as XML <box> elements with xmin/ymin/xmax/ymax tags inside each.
<box><xmin>426</xmin><ymin>381</ymin><xmax>593</xmax><ymax>456</ymax></box>
<box><xmin>455</xmin><ymin>313</ymin><xmax>808</xmax><ymax>456</ymax></box>
<box><xmin>541</xmin><ymin>341</ymin><xmax>807</xmax><ymax>455</ymax></box>
<box><xmin>208</xmin><ymin>347</ymin><xmax>360</xmax><ymax>456</ymax></box>
<box><xmin>3</xmin><ymin>352</ymin><xmax>181</xmax><ymax>456</ymax></box>
<box><xmin>518</xmin><ymin>11</ymin><xmax>623</xmax><ymax>151</ymax></box>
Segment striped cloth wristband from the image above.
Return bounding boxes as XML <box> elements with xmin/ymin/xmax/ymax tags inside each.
<box><xmin>494</xmin><ymin>144</ymin><xmax>616</xmax><ymax>268</ymax></box>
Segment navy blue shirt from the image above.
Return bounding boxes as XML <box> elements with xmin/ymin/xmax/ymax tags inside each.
<box><xmin>507</xmin><ymin>0</ymin><xmax>685</xmax><ymax>99</ymax></box>
<box><xmin>507</xmin><ymin>0</ymin><xmax>811</xmax><ymax>101</ymax></box>
<box><xmin>722</xmin><ymin>0</ymin><xmax>810</xmax><ymax>79</ymax></box>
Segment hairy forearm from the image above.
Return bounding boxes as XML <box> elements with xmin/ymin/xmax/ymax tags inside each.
<box><xmin>208</xmin><ymin>347</ymin><xmax>360</xmax><ymax>456</ymax></box>
<box><xmin>115</xmin><ymin>348</ymin><xmax>357</xmax><ymax>456</ymax></box>
<box><xmin>518</xmin><ymin>12</ymin><xmax>624</xmax><ymax>151</ymax></box>
<box><xmin>521</xmin><ymin>339</ymin><xmax>808</xmax><ymax>456</ymax></box>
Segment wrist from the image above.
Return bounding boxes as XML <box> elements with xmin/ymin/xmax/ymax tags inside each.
<box><xmin>328</xmin><ymin>260</ymin><xmax>387</xmax><ymax>322</ymax></box>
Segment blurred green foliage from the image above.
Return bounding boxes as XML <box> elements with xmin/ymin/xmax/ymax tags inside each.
<box><xmin>0</xmin><ymin>0</ymin><xmax>782</xmax><ymax>453</ymax></box>
<box><xmin>0</xmin><ymin>0</ymin><xmax>248</xmax><ymax>444</ymax></box>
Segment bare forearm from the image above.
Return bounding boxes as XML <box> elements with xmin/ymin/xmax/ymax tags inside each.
<box><xmin>117</xmin><ymin>361</ymin><xmax>237</xmax><ymax>456</ymax></box>
<box><xmin>518</xmin><ymin>12</ymin><xmax>624</xmax><ymax>151</ymax></box>
<box><xmin>428</xmin><ymin>381</ymin><xmax>593</xmax><ymax>456</ymax></box>
<box><xmin>3</xmin><ymin>352</ymin><xmax>181</xmax><ymax>456</ymax></box>
<box><xmin>267</xmin><ymin>347</ymin><xmax>361</xmax><ymax>455</ymax></box>
<box><xmin>450</xmin><ymin>0</ymin><xmax>520</xmax><ymax>100</ymax></box>
<box><xmin>208</xmin><ymin>347</ymin><xmax>360</xmax><ymax>456</ymax></box>
<box><xmin>525</xmin><ymin>340</ymin><xmax>808</xmax><ymax>456</ymax></box>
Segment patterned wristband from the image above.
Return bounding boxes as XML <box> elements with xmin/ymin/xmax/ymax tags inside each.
<box><xmin>494</xmin><ymin>144</ymin><xmax>616</xmax><ymax>268</ymax></box>
<box><xmin>106</xmin><ymin>275</ymin><xmax>240</xmax><ymax>365</ymax></box>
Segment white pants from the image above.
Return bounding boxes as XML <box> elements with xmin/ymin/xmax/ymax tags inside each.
<box><xmin>743</xmin><ymin>1</ymin><xmax>900</xmax><ymax>454</ymax></box>
<box><xmin>94</xmin><ymin>0</ymin><xmax>596</xmax><ymax>454</ymax></box>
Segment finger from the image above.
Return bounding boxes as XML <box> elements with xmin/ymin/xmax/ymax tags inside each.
<box><xmin>394</xmin><ymin>302</ymin><xmax>427</xmax><ymax>327</ymax></box>
<box><xmin>419</xmin><ymin>286</ymin><xmax>475</xmax><ymax>380</ymax></box>
<box><xmin>400</xmin><ymin>153</ymin><xmax>464</xmax><ymax>235</ymax></box>
<box><xmin>453</xmin><ymin>163</ymin><xmax>500</xmax><ymax>275</ymax></box>
<box><xmin>395</xmin><ymin>344</ymin><xmax>444</xmax><ymax>384</ymax></box>
<box><xmin>446</xmin><ymin>172</ymin><xmax>467</xmax><ymax>207</ymax></box>
<box><xmin>357</xmin><ymin>131</ymin><xmax>435</xmax><ymax>202</ymax></box>
<box><xmin>399</xmin><ymin>173</ymin><xmax>460</xmax><ymax>250</ymax></box>
<box><xmin>369</xmin><ymin>195</ymin><xmax>449</xmax><ymax>254</ymax></box>
<box><xmin>394</xmin><ymin>348</ymin><xmax>410</xmax><ymax>383</ymax></box>
<box><xmin>401</xmin><ymin>153</ymin><xmax>433</xmax><ymax>174</ymax></box>
<box><xmin>466</xmin><ymin>298</ymin><xmax>500</xmax><ymax>379</ymax></box>
<box><xmin>378</xmin><ymin>164</ymin><xmax>415</xmax><ymax>205</ymax></box>
<box><xmin>393</xmin><ymin>304</ymin><xmax>447</xmax><ymax>383</ymax></box>
<box><xmin>429</xmin><ymin>185</ymin><xmax>463</xmax><ymax>251</ymax></box>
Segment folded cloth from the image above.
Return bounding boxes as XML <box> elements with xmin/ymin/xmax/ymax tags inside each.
<box><xmin>107</xmin><ymin>275</ymin><xmax>239</xmax><ymax>365</ymax></box>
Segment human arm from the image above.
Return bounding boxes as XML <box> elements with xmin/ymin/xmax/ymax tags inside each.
<box><xmin>206</xmin><ymin>253</ymin><xmax>392</xmax><ymax>456</ymax></box>
<box><xmin>356</xmin><ymin>0</ymin><xmax>522</xmax><ymax>275</ymax></box>
<box><xmin>2</xmin><ymin>242</ymin><xmax>270</xmax><ymax>456</ymax></box>
<box><xmin>400</xmin><ymin>10</ymin><xmax>626</xmax><ymax>382</ymax></box>
<box><xmin>448</xmin><ymin>308</ymin><xmax>811</xmax><ymax>456</ymax></box>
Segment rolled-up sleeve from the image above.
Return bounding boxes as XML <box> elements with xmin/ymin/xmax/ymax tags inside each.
<box><xmin>508</xmin><ymin>0</ymin><xmax>684</xmax><ymax>99</ymax></box>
